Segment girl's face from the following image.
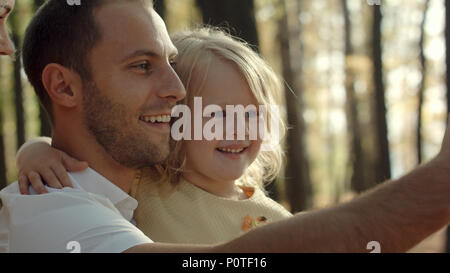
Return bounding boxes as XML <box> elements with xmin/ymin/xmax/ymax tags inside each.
<box><xmin>183</xmin><ymin>56</ymin><xmax>262</xmax><ymax>185</ymax></box>
<box><xmin>0</xmin><ymin>0</ymin><xmax>14</xmax><ymax>56</ymax></box>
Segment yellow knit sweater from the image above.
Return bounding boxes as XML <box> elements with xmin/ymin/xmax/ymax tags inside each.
<box><xmin>130</xmin><ymin>168</ymin><xmax>292</xmax><ymax>244</ymax></box>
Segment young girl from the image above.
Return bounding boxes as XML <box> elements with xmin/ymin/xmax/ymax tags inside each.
<box><xmin>16</xmin><ymin>27</ymin><xmax>292</xmax><ymax>244</ymax></box>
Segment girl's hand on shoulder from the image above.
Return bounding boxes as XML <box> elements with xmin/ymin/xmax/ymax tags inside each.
<box><xmin>17</xmin><ymin>140</ymin><xmax>88</xmax><ymax>195</ymax></box>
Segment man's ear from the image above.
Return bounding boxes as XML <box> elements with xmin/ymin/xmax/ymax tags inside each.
<box><xmin>41</xmin><ymin>63</ymin><xmax>83</xmax><ymax>108</ymax></box>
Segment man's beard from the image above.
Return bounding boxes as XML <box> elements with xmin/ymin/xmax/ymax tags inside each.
<box><xmin>82</xmin><ymin>81</ymin><xmax>170</xmax><ymax>169</ymax></box>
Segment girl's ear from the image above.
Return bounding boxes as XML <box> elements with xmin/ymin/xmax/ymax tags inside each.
<box><xmin>41</xmin><ymin>63</ymin><xmax>83</xmax><ymax>108</ymax></box>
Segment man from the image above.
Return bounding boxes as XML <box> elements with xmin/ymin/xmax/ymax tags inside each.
<box><xmin>0</xmin><ymin>0</ymin><xmax>449</xmax><ymax>252</ymax></box>
<box><xmin>0</xmin><ymin>0</ymin><xmax>14</xmax><ymax>56</ymax></box>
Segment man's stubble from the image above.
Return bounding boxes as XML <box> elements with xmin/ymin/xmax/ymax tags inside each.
<box><xmin>82</xmin><ymin>81</ymin><xmax>171</xmax><ymax>169</ymax></box>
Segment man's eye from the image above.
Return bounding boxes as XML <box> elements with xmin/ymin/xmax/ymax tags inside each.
<box><xmin>169</xmin><ymin>61</ymin><xmax>177</xmax><ymax>69</ymax></box>
<box><xmin>132</xmin><ymin>62</ymin><xmax>151</xmax><ymax>72</ymax></box>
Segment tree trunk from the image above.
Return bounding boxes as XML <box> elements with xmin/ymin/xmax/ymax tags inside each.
<box><xmin>0</xmin><ymin>59</ymin><xmax>7</xmax><ymax>190</ymax></box>
<box><xmin>341</xmin><ymin>0</ymin><xmax>366</xmax><ymax>193</ymax></box>
<box><xmin>278</xmin><ymin>0</ymin><xmax>312</xmax><ymax>212</ymax></box>
<box><xmin>153</xmin><ymin>0</ymin><xmax>165</xmax><ymax>19</ymax></box>
<box><xmin>445</xmin><ymin>0</ymin><xmax>450</xmax><ymax>254</ymax></box>
<box><xmin>196</xmin><ymin>0</ymin><xmax>259</xmax><ymax>51</ymax></box>
<box><xmin>372</xmin><ymin>5</ymin><xmax>391</xmax><ymax>183</ymax></box>
<box><xmin>34</xmin><ymin>0</ymin><xmax>45</xmax><ymax>8</ymax></box>
<box><xmin>10</xmin><ymin>14</ymin><xmax>25</xmax><ymax>150</ymax></box>
<box><xmin>417</xmin><ymin>0</ymin><xmax>429</xmax><ymax>165</ymax></box>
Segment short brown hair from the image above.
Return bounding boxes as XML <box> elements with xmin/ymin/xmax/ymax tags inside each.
<box><xmin>22</xmin><ymin>0</ymin><xmax>153</xmax><ymax>122</ymax></box>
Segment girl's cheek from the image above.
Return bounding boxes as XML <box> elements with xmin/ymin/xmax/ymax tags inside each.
<box><xmin>186</xmin><ymin>139</ymin><xmax>219</xmax><ymax>157</ymax></box>
<box><xmin>249</xmin><ymin>140</ymin><xmax>262</xmax><ymax>160</ymax></box>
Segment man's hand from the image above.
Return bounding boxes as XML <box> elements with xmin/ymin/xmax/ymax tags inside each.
<box><xmin>421</xmin><ymin>117</ymin><xmax>450</xmax><ymax>220</ymax></box>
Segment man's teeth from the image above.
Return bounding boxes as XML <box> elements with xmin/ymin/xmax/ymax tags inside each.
<box><xmin>141</xmin><ymin>115</ymin><xmax>171</xmax><ymax>123</ymax></box>
<box><xmin>217</xmin><ymin>147</ymin><xmax>245</xmax><ymax>154</ymax></box>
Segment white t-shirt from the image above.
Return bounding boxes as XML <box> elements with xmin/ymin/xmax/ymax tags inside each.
<box><xmin>0</xmin><ymin>168</ymin><xmax>152</xmax><ymax>253</ymax></box>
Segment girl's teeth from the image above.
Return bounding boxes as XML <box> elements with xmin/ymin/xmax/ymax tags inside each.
<box><xmin>218</xmin><ymin>148</ymin><xmax>245</xmax><ymax>154</ymax></box>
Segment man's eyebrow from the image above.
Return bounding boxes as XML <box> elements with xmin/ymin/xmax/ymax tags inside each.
<box><xmin>169</xmin><ymin>48</ymin><xmax>178</xmax><ymax>58</ymax></box>
<box><xmin>121</xmin><ymin>48</ymin><xmax>179</xmax><ymax>63</ymax></box>
<box><xmin>121</xmin><ymin>50</ymin><xmax>159</xmax><ymax>63</ymax></box>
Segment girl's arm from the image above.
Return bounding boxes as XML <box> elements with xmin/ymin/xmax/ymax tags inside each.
<box><xmin>16</xmin><ymin>137</ymin><xmax>88</xmax><ymax>194</ymax></box>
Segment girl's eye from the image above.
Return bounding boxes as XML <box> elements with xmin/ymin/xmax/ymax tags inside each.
<box><xmin>245</xmin><ymin>111</ymin><xmax>258</xmax><ymax>118</ymax></box>
<box><xmin>169</xmin><ymin>60</ymin><xmax>177</xmax><ymax>69</ymax></box>
<box><xmin>211</xmin><ymin>110</ymin><xmax>225</xmax><ymax>118</ymax></box>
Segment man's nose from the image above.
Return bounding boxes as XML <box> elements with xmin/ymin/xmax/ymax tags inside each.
<box><xmin>0</xmin><ymin>31</ymin><xmax>15</xmax><ymax>56</ymax></box>
<box><xmin>156</xmin><ymin>65</ymin><xmax>186</xmax><ymax>104</ymax></box>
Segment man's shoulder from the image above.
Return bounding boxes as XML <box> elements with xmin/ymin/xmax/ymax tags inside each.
<box><xmin>0</xmin><ymin>181</ymin><xmax>20</xmax><ymax>195</ymax></box>
<box><xmin>0</xmin><ymin>180</ymin><xmax>119</xmax><ymax>216</ymax></box>
<box><xmin>0</xmin><ymin>181</ymin><xmax>150</xmax><ymax>253</ymax></box>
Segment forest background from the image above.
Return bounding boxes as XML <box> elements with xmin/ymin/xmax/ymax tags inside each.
<box><xmin>0</xmin><ymin>0</ymin><xmax>448</xmax><ymax>252</ymax></box>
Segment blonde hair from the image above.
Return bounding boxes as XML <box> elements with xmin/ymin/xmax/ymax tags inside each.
<box><xmin>155</xmin><ymin>27</ymin><xmax>286</xmax><ymax>192</ymax></box>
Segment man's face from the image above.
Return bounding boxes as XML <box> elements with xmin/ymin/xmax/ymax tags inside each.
<box><xmin>0</xmin><ymin>0</ymin><xmax>15</xmax><ymax>56</ymax></box>
<box><xmin>83</xmin><ymin>2</ymin><xmax>185</xmax><ymax>169</ymax></box>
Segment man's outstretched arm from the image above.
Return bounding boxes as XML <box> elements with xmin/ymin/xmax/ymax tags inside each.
<box><xmin>219</xmin><ymin>158</ymin><xmax>449</xmax><ymax>253</ymax></box>
<box><xmin>127</xmin><ymin>122</ymin><xmax>450</xmax><ymax>253</ymax></box>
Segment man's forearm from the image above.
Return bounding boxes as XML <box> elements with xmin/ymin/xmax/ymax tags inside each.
<box><xmin>127</xmin><ymin>159</ymin><xmax>449</xmax><ymax>253</ymax></box>
<box><xmin>124</xmin><ymin>242</ymin><xmax>214</xmax><ymax>253</ymax></box>
<box><xmin>216</xmin><ymin>159</ymin><xmax>450</xmax><ymax>253</ymax></box>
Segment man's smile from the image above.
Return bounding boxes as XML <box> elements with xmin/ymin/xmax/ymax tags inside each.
<box><xmin>139</xmin><ymin>114</ymin><xmax>171</xmax><ymax>123</ymax></box>
<box><xmin>139</xmin><ymin>114</ymin><xmax>172</xmax><ymax>132</ymax></box>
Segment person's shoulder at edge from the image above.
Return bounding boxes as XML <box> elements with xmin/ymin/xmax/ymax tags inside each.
<box><xmin>0</xmin><ymin>169</ymin><xmax>152</xmax><ymax>253</ymax></box>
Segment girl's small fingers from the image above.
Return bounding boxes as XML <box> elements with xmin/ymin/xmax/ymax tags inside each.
<box><xmin>28</xmin><ymin>171</ymin><xmax>48</xmax><ymax>194</ymax></box>
<box><xmin>40</xmin><ymin>168</ymin><xmax>63</xmax><ymax>189</ymax></box>
<box><xmin>18</xmin><ymin>174</ymin><xmax>30</xmax><ymax>195</ymax></box>
<box><xmin>61</xmin><ymin>153</ymin><xmax>88</xmax><ymax>172</ymax></box>
<box><xmin>51</xmin><ymin>165</ymin><xmax>73</xmax><ymax>188</ymax></box>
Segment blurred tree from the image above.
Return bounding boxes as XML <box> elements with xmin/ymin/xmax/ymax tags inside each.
<box><xmin>9</xmin><ymin>10</ymin><xmax>25</xmax><ymax>150</ymax></box>
<box><xmin>278</xmin><ymin>0</ymin><xmax>312</xmax><ymax>212</ymax></box>
<box><xmin>34</xmin><ymin>0</ymin><xmax>52</xmax><ymax>137</ymax></box>
<box><xmin>34</xmin><ymin>0</ymin><xmax>45</xmax><ymax>7</ymax></box>
<box><xmin>372</xmin><ymin>4</ymin><xmax>391</xmax><ymax>183</ymax></box>
<box><xmin>196</xmin><ymin>0</ymin><xmax>259</xmax><ymax>51</ymax></box>
<box><xmin>341</xmin><ymin>0</ymin><xmax>366</xmax><ymax>193</ymax></box>
<box><xmin>445</xmin><ymin>0</ymin><xmax>450</xmax><ymax>254</ymax></box>
<box><xmin>154</xmin><ymin>0</ymin><xmax>165</xmax><ymax>19</ymax></box>
<box><xmin>0</xmin><ymin>59</ymin><xmax>6</xmax><ymax>190</ymax></box>
<box><xmin>417</xmin><ymin>0</ymin><xmax>429</xmax><ymax>165</ymax></box>
<box><xmin>447</xmin><ymin>0</ymin><xmax>450</xmax><ymax>123</ymax></box>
